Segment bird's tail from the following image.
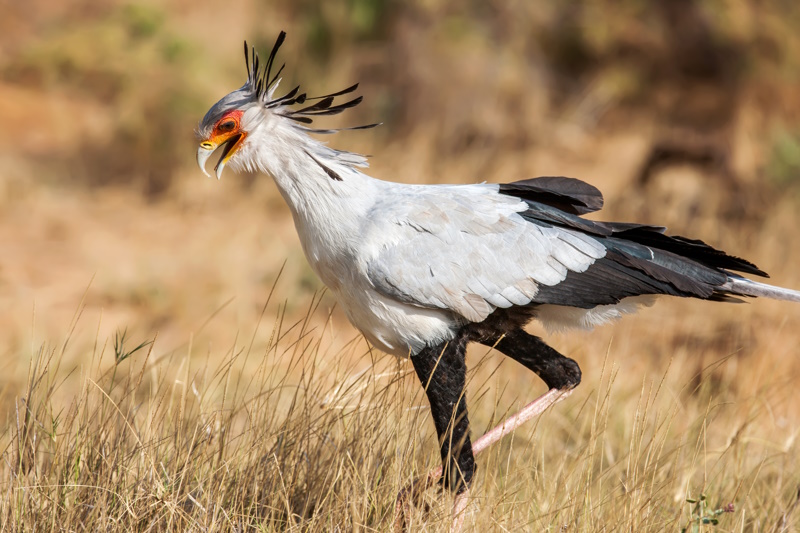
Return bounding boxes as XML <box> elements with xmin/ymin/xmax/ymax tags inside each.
<box><xmin>721</xmin><ymin>275</ymin><xmax>800</xmax><ymax>303</ymax></box>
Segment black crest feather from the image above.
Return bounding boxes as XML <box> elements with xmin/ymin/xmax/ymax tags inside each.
<box><xmin>242</xmin><ymin>32</ymin><xmax>377</xmax><ymax>134</ymax></box>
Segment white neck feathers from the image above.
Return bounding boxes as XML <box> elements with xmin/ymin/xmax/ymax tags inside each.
<box><xmin>234</xmin><ymin>117</ymin><xmax>380</xmax><ymax>281</ymax></box>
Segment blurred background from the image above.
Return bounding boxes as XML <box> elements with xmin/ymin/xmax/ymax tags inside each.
<box><xmin>2</xmin><ymin>0</ymin><xmax>800</xmax><ymax>387</ymax></box>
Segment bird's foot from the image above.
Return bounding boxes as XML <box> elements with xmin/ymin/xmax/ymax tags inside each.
<box><xmin>392</xmin><ymin>388</ymin><xmax>572</xmax><ymax>531</ymax></box>
<box><xmin>451</xmin><ymin>489</ymin><xmax>470</xmax><ymax>532</ymax></box>
<box><xmin>393</xmin><ymin>467</ymin><xmax>469</xmax><ymax>533</ymax></box>
<box><xmin>393</xmin><ymin>467</ymin><xmax>440</xmax><ymax>532</ymax></box>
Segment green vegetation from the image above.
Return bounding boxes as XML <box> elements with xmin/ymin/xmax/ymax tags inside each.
<box><xmin>767</xmin><ymin>129</ymin><xmax>800</xmax><ymax>188</ymax></box>
<box><xmin>680</xmin><ymin>494</ymin><xmax>735</xmax><ymax>532</ymax></box>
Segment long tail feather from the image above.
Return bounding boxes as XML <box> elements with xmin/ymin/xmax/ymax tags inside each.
<box><xmin>721</xmin><ymin>276</ymin><xmax>800</xmax><ymax>303</ymax></box>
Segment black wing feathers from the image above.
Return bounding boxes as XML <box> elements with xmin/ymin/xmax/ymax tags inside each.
<box><xmin>533</xmin><ymin>257</ymin><xmax>684</xmax><ymax>308</ymax></box>
<box><xmin>500</xmin><ymin>176</ymin><xmax>604</xmax><ymax>215</ymax></box>
<box><xmin>603</xmin><ymin>225</ymin><xmax>767</xmax><ymax>277</ymax></box>
<box><xmin>500</xmin><ymin>175</ymin><xmax>767</xmax><ymax>308</ymax></box>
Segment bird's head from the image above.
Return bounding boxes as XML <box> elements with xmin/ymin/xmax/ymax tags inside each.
<box><xmin>196</xmin><ymin>31</ymin><xmax>376</xmax><ymax>180</ymax></box>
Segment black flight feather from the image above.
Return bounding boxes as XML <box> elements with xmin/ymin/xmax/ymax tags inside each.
<box><xmin>605</xmin><ymin>225</ymin><xmax>767</xmax><ymax>277</ymax></box>
<box><xmin>532</xmin><ymin>256</ymin><xmax>683</xmax><ymax>308</ymax></box>
<box><xmin>500</xmin><ymin>176</ymin><xmax>604</xmax><ymax>215</ymax></box>
<box><xmin>518</xmin><ymin>201</ymin><xmax>611</xmax><ymax>236</ymax></box>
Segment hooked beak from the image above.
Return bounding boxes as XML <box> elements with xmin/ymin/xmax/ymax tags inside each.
<box><xmin>196</xmin><ymin>133</ymin><xmax>245</xmax><ymax>180</ymax></box>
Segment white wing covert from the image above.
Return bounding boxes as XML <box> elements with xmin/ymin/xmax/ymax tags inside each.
<box><xmin>364</xmin><ymin>184</ymin><xmax>606</xmax><ymax>322</ymax></box>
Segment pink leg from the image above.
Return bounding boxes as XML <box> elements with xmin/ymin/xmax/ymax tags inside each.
<box><xmin>471</xmin><ymin>388</ymin><xmax>572</xmax><ymax>454</ymax></box>
<box><xmin>393</xmin><ymin>388</ymin><xmax>573</xmax><ymax>532</ymax></box>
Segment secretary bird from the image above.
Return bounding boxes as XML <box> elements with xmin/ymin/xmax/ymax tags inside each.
<box><xmin>196</xmin><ymin>32</ymin><xmax>800</xmax><ymax>530</ymax></box>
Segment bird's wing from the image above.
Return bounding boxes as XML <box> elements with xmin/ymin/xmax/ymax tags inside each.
<box><xmin>365</xmin><ymin>177</ymin><xmax>771</xmax><ymax>324</ymax></box>
<box><xmin>363</xmin><ymin>182</ymin><xmax>607</xmax><ymax>322</ymax></box>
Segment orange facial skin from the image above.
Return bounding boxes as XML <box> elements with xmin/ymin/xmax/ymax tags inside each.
<box><xmin>200</xmin><ymin>110</ymin><xmax>247</xmax><ymax>158</ymax></box>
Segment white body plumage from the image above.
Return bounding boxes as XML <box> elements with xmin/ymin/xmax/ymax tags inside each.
<box><xmin>227</xmin><ymin>116</ymin><xmax>659</xmax><ymax>356</ymax></box>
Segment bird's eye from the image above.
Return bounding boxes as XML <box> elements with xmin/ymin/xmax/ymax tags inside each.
<box><xmin>218</xmin><ymin>120</ymin><xmax>236</xmax><ymax>132</ymax></box>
